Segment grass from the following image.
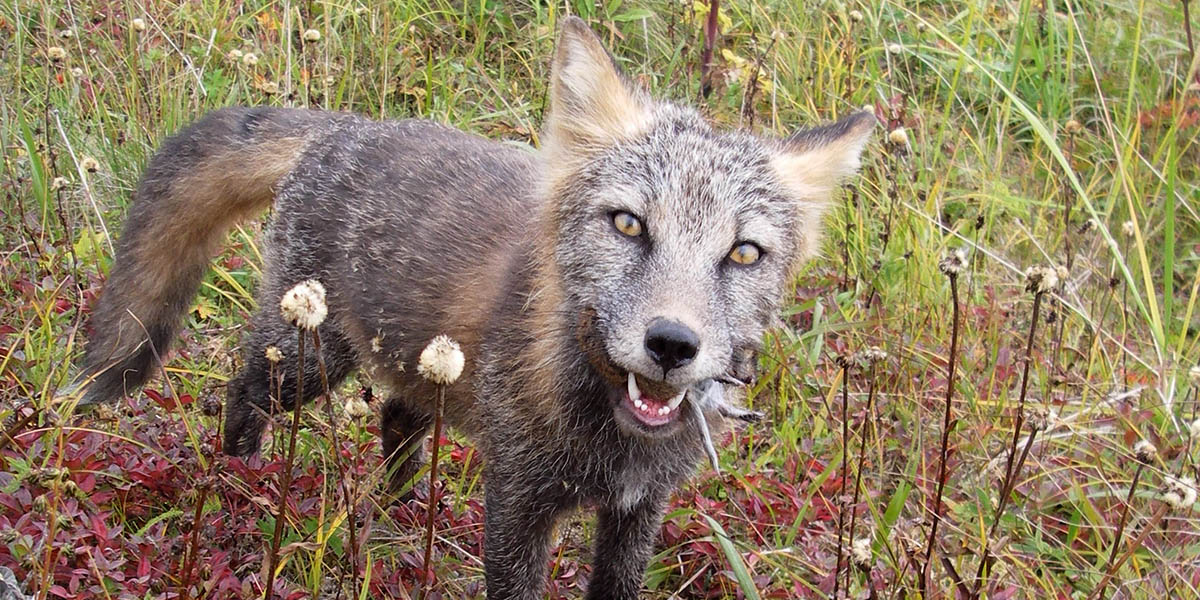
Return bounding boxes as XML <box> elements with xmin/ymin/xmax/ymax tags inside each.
<box><xmin>2</xmin><ymin>0</ymin><xmax>1199</xmax><ymax>598</ymax></box>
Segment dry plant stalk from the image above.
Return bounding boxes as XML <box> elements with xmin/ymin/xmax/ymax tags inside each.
<box><xmin>416</xmin><ymin>335</ymin><xmax>464</xmax><ymax>597</ymax></box>
<box><xmin>264</xmin><ymin>280</ymin><xmax>327</xmax><ymax>598</ymax></box>
<box><xmin>921</xmin><ymin>248</ymin><xmax>965</xmax><ymax>595</ymax></box>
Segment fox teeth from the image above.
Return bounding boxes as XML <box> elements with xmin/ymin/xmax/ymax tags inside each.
<box><xmin>627</xmin><ymin>372</ymin><xmax>642</xmax><ymax>402</ymax></box>
<box><xmin>666</xmin><ymin>389</ymin><xmax>687</xmax><ymax>411</ymax></box>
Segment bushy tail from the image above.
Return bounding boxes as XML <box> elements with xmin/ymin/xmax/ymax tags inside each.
<box><xmin>79</xmin><ymin>106</ymin><xmax>332</xmax><ymax>404</ymax></box>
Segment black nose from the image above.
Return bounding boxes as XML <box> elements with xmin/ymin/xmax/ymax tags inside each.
<box><xmin>644</xmin><ymin>319</ymin><xmax>700</xmax><ymax>374</ymax></box>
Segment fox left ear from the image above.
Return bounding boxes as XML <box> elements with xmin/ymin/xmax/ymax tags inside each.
<box><xmin>544</xmin><ymin>17</ymin><xmax>652</xmax><ymax>161</ymax></box>
<box><xmin>772</xmin><ymin>111</ymin><xmax>876</xmax><ymax>263</ymax></box>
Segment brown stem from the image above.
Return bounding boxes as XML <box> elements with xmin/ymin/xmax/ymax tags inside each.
<box><xmin>1094</xmin><ymin>464</ymin><xmax>1145</xmax><ymax>600</ymax></box>
<box><xmin>420</xmin><ymin>385</ymin><xmax>447</xmax><ymax>597</ymax></box>
<box><xmin>311</xmin><ymin>330</ymin><xmax>359</xmax><ymax>587</ymax></box>
<box><xmin>833</xmin><ymin>362</ymin><xmax>851</xmax><ymax>600</ymax></box>
<box><xmin>264</xmin><ymin>332</ymin><xmax>306</xmax><ymax>599</ymax></box>
<box><xmin>698</xmin><ymin>0</ymin><xmax>719</xmax><ymax>99</ymax></box>
<box><xmin>922</xmin><ymin>273</ymin><xmax>961</xmax><ymax>595</ymax></box>
<box><xmin>1085</xmin><ymin>503</ymin><xmax>1171</xmax><ymax>600</ymax></box>
<box><xmin>846</xmin><ymin>363</ymin><xmax>878</xmax><ymax>593</ymax></box>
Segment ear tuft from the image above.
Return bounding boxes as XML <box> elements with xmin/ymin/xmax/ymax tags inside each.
<box><xmin>771</xmin><ymin>111</ymin><xmax>876</xmax><ymax>200</ymax></box>
<box><xmin>772</xmin><ymin>111</ymin><xmax>876</xmax><ymax>266</ymax></box>
<box><xmin>544</xmin><ymin>17</ymin><xmax>652</xmax><ymax>159</ymax></box>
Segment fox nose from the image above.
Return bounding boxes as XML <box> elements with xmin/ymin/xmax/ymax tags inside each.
<box><xmin>644</xmin><ymin>319</ymin><xmax>700</xmax><ymax>375</ymax></box>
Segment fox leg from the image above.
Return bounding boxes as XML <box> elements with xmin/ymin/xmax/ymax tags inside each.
<box><xmin>379</xmin><ymin>398</ymin><xmax>432</xmax><ymax>498</ymax></box>
<box><xmin>586</xmin><ymin>493</ymin><xmax>668</xmax><ymax>600</ymax></box>
<box><xmin>483</xmin><ymin>470</ymin><xmax>562</xmax><ymax>600</ymax></box>
<box><xmin>222</xmin><ymin>293</ymin><xmax>356</xmax><ymax>456</ymax></box>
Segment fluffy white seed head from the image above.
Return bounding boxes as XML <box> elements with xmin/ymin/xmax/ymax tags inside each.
<box><xmin>851</xmin><ymin>537</ymin><xmax>872</xmax><ymax>566</ymax></box>
<box><xmin>279</xmin><ymin>280</ymin><xmax>327</xmax><ymax>330</ymax></box>
<box><xmin>849</xmin><ymin>10</ymin><xmax>864</xmax><ymax>22</ymax></box>
<box><xmin>242</xmin><ymin>52</ymin><xmax>258</xmax><ymax>66</ymax></box>
<box><xmin>47</xmin><ymin>46</ymin><xmax>67</xmax><ymax>61</ymax></box>
<box><xmin>344</xmin><ymin>396</ymin><xmax>370</xmax><ymax>419</ymax></box>
<box><xmin>1189</xmin><ymin>365</ymin><xmax>1200</xmax><ymax>386</ymax></box>
<box><xmin>80</xmin><ymin>156</ymin><xmax>100</xmax><ymax>173</ymax></box>
<box><xmin>50</xmin><ymin>177</ymin><xmax>70</xmax><ymax>192</ymax></box>
<box><xmin>264</xmin><ymin>346</ymin><xmax>283</xmax><ymax>363</ymax></box>
<box><xmin>887</xmin><ymin>127</ymin><xmax>909</xmax><ymax>146</ymax></box>
<box><xmin>1133</xmin><ymin>439</ymin><xmax>1157</xmax><ymax>464</ymax></box>
<box><xmin>418</xmin><ymin>335</ymin><xmax>464</xmax><ymax>385</ymax></box>
<box><xmin>1161</xmin><ymin>475</ymin><xmax>1197</xmax><ymax>511</ymax></box>
<box><xmin>1024</xmin><ymin>266</ymin><xmax>1058</xmax><ymax>294</ymax></box>
<box><xmin>1121</xmin><ymin>220</ymin><xmax>1135</xmax><ymax>238</ymax></box>
<box><xmin>132</xmin><ymin>18</ymin><xmax>146</xmax><ymax>32</ymax></box>
<box><xmin>1065</xmin><ymin>119</ymin><xmax>1082</xmax><ymax>134</ymax></box>
<box><xmin>939</xmin><ymin>246</ymin><xmax>968</xmax><ymax>276</ymax></box>
<box><xmin>1188</xmin><ymin>418</ymin><xmax>1200</xmax><ymax>439</ymax></box>
<box><xmin>303</xmin><ymin>29</ymin><xmax>321</xmax><ymax>42</ymax></box>
<box><xmin>228</xmin><ymin>49</ymin><xmax>243</xmax><ymax>60</ymax></box>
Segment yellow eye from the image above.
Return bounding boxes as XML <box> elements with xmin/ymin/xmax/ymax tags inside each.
<box><xmin>729</xmin><ymin>242</ymin><xmax>762</xmax><ymax>265</ymax></box>
<box><xmin>612</xmin><ymin>212</ymin><xmax>643</xmax><ymax>237</ymax></box>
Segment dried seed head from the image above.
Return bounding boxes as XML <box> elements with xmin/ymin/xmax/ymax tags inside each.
<box><xmin>1026</xmin><ymin>404</ymin><xmax>1049</xmax><ymax>431</ymax></box>
<box><xmin>1188</xmin><ymin>418</ymin><xmax>1200</xmax><ymax>439</ymax></box>
<box><xmin>50</xmin><ymin>176</ymin><xmax>70</xmax><ymax>191</ymax></box>
<box><xmin>887</xmin><ymin>127</ymin><xmax>909</xmax><ymax>146</ymax></box>
<box><xmin>80</xmin><ymin>156</ymin><xmax>100</xmax><ymax>173</ymax></box>
<box><xmin>303</xmin><ymin>29</ymin><xmax>321</xmax><ymax>42</ymax></box>
<box><xmin>344</xmin><ymin>396</ymin><xmax>370</xmax><ymax>419</ymax></box>
<box><xmin>851</xmin><ymin>537</ymin><xmax>872</xmax><ymax>566</ymax></box>
<box><xmin>228</xmin><ymin>48</ymin><xmax>243</xmax><ymax>60</ymax></box>
<box><xmin>1189</xmin><ymin>365</ymin><xmax>1200</xmax><ymax>385</ymax></box>
<box><xmin>1024</xmin><ymin>265</ymin><xmax>1058</xmax><ymax>294</ymax></box>
<box><xmin>849</xmin><ymin>10</ymin><xmax>864</xmax><ymax>22</ymax></box>
<box><xmin>1132</xmin><ymin>439</ymin><xmax>1157</xmax><ymax>464</ymax></box>
<box><xmin>242</xmin><ymin>52</ymin><xmax>258</xmax><ymax>66</ymax></box>
<box><xmin>418</xmin><ymin>335</ymin><xmax>464</xmax><ymax>385</ymax></box>
<box><xmin>886</xmin><ymin>42</ymin><xmax>903</xmax><ymax>54</ymax></box>
<box><xmin>264</xmin><ymin>346</ymin><xmax>283</xmax><ymax>363</ymax></box>
<box><xmin>1188</xmin><ymin>81</ymin><xmax>1200</xmax><ymax>93</ymax></box>
<box><xmin>279</xmin><ymin>280</ymin><xmax>327</xmax><ymax>330</ymax></box>
<box><xmin>1065</xmin><ymin>119</ymin><xmax>1082</xmax><ymax>134</ymax></box>
<box><xmin>939</xmin><ymin>246</ymin><xmax>968</xmax><ymax>276</ymax></box>
<box><xmin>70</xmin><ymin>67</ymin><xmax>83</xmax><ymax>78</ymax></box>
<box><xmin>132</xmin><ymin>18</ymin><xmax>146</xmax><ymax>32</ymax></box>
<box><xmin>47</xmin><ymin>46</ymin><xmax>67</xmax><ymax>62</ymax></box>
<box><xmin>861</xmin><ymin>346</ymin><xmax>889</xmax><ymax>364</ymax></box>
<box><xmin>1160</xmin><ymin>475</ymin><xmax>1197</xmax><ymax>511</ymax></box>
<box><xmin>58</xmin><ymin>29</ymin><xmax>73</xmax><ymax>39</ymax></box>
<box><xmin>1121</xmin><ymin>220</ymin><xmax>1136</xmax><ymax>238</ymax></box>
<box><xmin>260</xmin><ymin>80</ymin><xmax>279</xmax><ymax>95</ymax></box>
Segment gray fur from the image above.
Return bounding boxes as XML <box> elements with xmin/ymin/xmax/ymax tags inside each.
<box><xmin>78</xmin><ymin>17</ymin><xmax>872</xmax><ymax>599</ymax></box>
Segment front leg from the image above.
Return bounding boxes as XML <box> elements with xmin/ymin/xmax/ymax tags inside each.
<box><xmin>586</xmin><ymin>493</ymin><xmax>668</xmax><ymax>600</ymax></box>
<box><xmin>484</xmin><ymin>473</ymin><xmax>563</xmax><ymax>600</ymax></box>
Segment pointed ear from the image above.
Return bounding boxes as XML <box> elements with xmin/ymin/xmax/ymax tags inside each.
<box><xmin>772</xmin><ymin>111</ymin><xmax>876</xmax><ymax>264</ymax></box>
<box><xmin>544</xmin><ymin>17</ymin><xmax>652</xmax><ymax>158</ymax></box>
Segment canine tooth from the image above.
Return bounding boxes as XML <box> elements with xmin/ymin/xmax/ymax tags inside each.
<box><xmin>627</xmin><ymin>372</ymin><xmax>641</xmax><ymax>402</ymax></box>
<box><xmin>667</xmin><ymin>389</ymin><xmax>687</xmax><ymax>411</ymax></box>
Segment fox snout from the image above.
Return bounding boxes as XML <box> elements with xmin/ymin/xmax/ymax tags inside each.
<box><xmin>643</xmin><ymin>318</ymin><xmax>700</xmax><ymax>376</ymax></box>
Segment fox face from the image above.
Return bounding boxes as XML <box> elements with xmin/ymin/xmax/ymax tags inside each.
<box><xmin>539</xmin><ymin>20</ymin><xmax>874</xmax><ymax>439</ymax></box>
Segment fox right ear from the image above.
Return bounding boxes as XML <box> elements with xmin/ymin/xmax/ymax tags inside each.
<box><xmin>544</xmin><ymin>17</ymin><xmax>652</xmax><ymax>159</ymax></box>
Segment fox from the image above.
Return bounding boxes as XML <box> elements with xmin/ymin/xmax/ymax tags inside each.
<box><xmin>77</xmin><ymin>17</ymin><xmax>873</xmax><ymax>599</ymax></box>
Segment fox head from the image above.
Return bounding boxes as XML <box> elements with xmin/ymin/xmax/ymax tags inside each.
<box><xmin>536</xmin><ymin>18</ymin><xmax>874</xmax><ymax>438</ymax></box>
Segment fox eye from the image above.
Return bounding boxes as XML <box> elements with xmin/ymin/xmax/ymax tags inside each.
<box><xmin>611</xmin><ymin>211</ymin><xmax>644</xmax><ymax>238</ymax></box>
<box><xmin>728</xmin><ymin>242</ymin><xmax>762</xmax><ymax>265</ymax></box>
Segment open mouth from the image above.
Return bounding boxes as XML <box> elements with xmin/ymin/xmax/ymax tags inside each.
<box><xmin>621</xmin><ymin>372</ymin><xmax>687</xmax><ymax>428</ymax></box>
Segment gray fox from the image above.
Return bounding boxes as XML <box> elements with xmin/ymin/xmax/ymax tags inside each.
<box><xmin>78</xmin><ymin>17</ymin><xmax>873</xmax><ymax>599</ymax></box>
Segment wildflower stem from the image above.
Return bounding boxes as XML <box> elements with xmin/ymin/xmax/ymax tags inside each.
<box><xmin>421</xmin><ymin>384</ymin><xmax>447</xmax><ymax>596</ymax></box>
<box><xmin>922</xmin><ymin>271</ymin><xmax>960</xmax><ymax>594</ymax></box>
<box><xmin>1084</xmin><ymin>502</ymin><xmax>1171</xmax><ymax>600</ymax></box>
<box><xmin>264</xmin><ymin>333</ymin><xmax>305</xmax><ymax>599</ymax></box>
<box><xmin>833</xmin><ymin>361</ymin><xmax>851</xmax><ymax>600</ymax></box>
<box><xmin>1093</xmin><ymin>463</ymin><xmax>1144</xmax><ymax>600</ymax></box>
<box><xmin>846</xmin><ymin>362</ymin><xmax>877</xmax><ymax>593</ymax></box>
<box><xmin>971</xmin><ymin>288</ymin><xmax>1046</xmax><ymax>596</ymax></box>
<box><xmin>311</xmin><ymin>330</ymin><xmax>359</xmax><ymax>586</ymax></box>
